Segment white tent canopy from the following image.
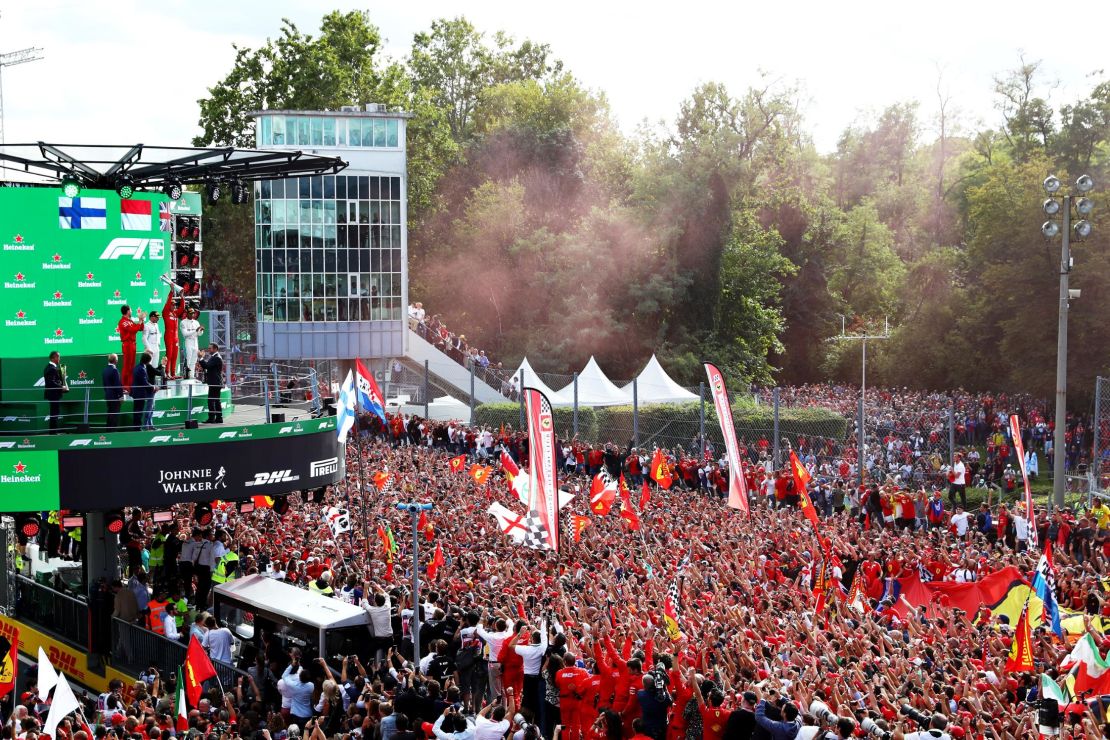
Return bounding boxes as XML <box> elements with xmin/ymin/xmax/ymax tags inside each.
<box><xmin>510</xmin><ymin>357</ymin><xmax>566</xmax><ymax>403</ymax></box>
<box><xmin>554</xmin><ymin>356</ymin><xmax>631</xmax><ymax>407</ymax></box>
<box><xmin>402</xmin><ymin>395</ymin><xmax>471</xmax><ymax>421</ymax></box>
<box><xmin>621</xmin><ymin>355</ymin><xmax>699</xmax><ymax>404</ymax></box>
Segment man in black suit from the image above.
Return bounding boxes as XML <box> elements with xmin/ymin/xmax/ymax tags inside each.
<box><xmin>131</xmin><ymin>352</ymin><xmax>153</xmax><ymax>431</ymax></box>
<box><xmin>102</xmin><ymin>353</ymin><xmax>123</xmax><ymax>430</ymax></box>
<box><xmin>198</xmin><ymin>343</ymin><xmax>224</xmax><ymax>424</ymax></box>
<box><xmin>43</xmin><ymin>351</ymin><xmax>66</xmax><ymax>433</ymax></box>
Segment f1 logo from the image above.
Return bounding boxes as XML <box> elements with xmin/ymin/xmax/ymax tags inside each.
<box><xmin>99</xmin><ymin>238</ymin><xmax>164</xmax><ymax>260</ymax></box>
<box><xmin>218</xmin><ymin>431</ymin><xmax>238</xmax><ymax>439</ymax></box>
<box><xmin>68</xmin><ymin>439</ymin><xmax>92</xmax><ymax>447</ymax></box>
<box><xmin>149</xmin><ymin>435</ymin><xmax>172</xmax><ymax>443</ymax></box>
<box><xmin>278</xmin><ymin>426</ymin><xmax>293</xmax><ymax>434</ymax></box>
<box><xmin>0</xmin><ymin>442</ymin><xmax>13</xmax><ymax>449</ymax></box>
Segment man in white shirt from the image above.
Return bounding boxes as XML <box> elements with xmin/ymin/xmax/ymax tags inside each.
<box><xmin>162</xmin><ymin>603</ymin><xmax>181</xmax><ymax>641</ymax></box>
<box><xmin>950</xmin><ymin>506</ymin><xmax>972</xmax><ymax>539</ymax></box>
<box><xmin>180</xmin><ymin>308</ymin><xmax>203</xmax><ymax>379</ymax></box>
<box><xmin>202</xmin><ymin>614</ymin><xmax>234</xmax><ymax>663</ymax></box>
<box><xmin>514</xmin><ymin>621</ymin><xmax>547</xmax><ymax>718</ymax></box>
<box><xmin>142</xmin><ymin>311</ymin><xmax>162</xmax><ymax>367</ymax></box>
<box><xmin>1013</xmin><ymin>510</ymin><xmax>1031</xmax><ymax>552</ymax></box>
<box><xmin>361</xmin><ymin>583</ymin><xmax>393</xmax><ymax>662</ymax></box>
<box><xmin>477</xmin><ymin>618</ymin><xmax>514</xmax><ymax>702</ymax></box>
<box><xmin>473</xmin><ymin>705</ymin><xmax>510</xmax><ymax>740</ymax></box>
<box><xmin>949</xmin><ymin>453</ymin><xmax>967</xmax><ymax>507</ymax></box>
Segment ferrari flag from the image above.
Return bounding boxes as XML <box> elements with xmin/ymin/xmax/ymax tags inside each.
<box><xmin>704</xmin><ymin>362</ymin><xmax>749</xmax><ymax>513</ymax></box>
<box><xmin>524</xmin><ymin>388</ymin><xmax>560</xmax><ymax>551</ymax></box>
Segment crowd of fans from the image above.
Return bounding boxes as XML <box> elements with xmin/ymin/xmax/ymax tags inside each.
<box><xmin>408</xmin><ymin>304</ymin><xmax>517</xmax><ymax>399</ymax></box>
<box><xmin>13</xmin><ymin>385</ymin><xmax>1110</xmax><ymax>740</ymax></box>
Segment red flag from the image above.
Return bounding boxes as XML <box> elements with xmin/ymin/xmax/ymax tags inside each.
<box><xmin>517</xmin><ymin>601</ymin><xmax>527</xmax><ymax>620</ymax></box>
<box><xmin>0</xmin><ymin>625</ymin><xmax>17</xmax><ymax>699</ymax></box>
<box><xmin>639</xmin><ymin>479</ymin><xmax>651</xmax><ymax>510</ymax></box>
<box><xmin>1005</xmin><ymin>605</ymin><xmax>1034</xmax><ymax>673</ymax></box>
<box><xmin>572</xmin><ymin>515</ymin><xmax>590</xmax><ymax>543</ymax></box>
<box><xmin>252</xmin><ymin>495</ymin><xmax>274</xmax><ymax>509</ymax></box>
<box><xmin>372</xmin><ymin>471</ymin><xmax>391</xmax><ymax>490</ymax></box>
<box><xmin>469</xmin><ymin>464</ymin><xmax>492</xmax><ymax>485</ymax></box>
<box><xmin>184</xmin><ymin>635</ymin><xmax>216</xmax><ymax>706</ymax></box>
<box><xmin>789</xmin><ymin>451</ymin><xmax>823</xmax><ymax>532</ymax></box>
<box><xmin>589</xmin><ymin>471</ymin><xmax>616</xmax><ymax>515</ymax></box>
<box><xmin>814</xmin><ymin>588</ymin><xmax>828</xmax><ymax>618</ymax></box>
<box><xmin>418</xmin><ymin>510</ymin><xmax>427</xmax><ymax>533</ymax></box>
<box><xmin>650</xmin><ymin>449</ymin><xmax>673</xmax><ymax>489</ymax></box>
<box><xmin>384</xmin><ymin>560</ymin><xmax>394</xmax><ymax>582</ymax></box>
<box><xmin>428</xmin><ymin>543</ymin><xmax>445</xmax><ymax>580</ymax></box>
<box><xmin>448</xmin><ymin>455</ymin><xmax>467</xmax><ymax>474</ymax></box>
<box><xmin>418</xmin><ymin>511</ymin><xmax>435</xmax><ymax>540</ymax></box>
<box><xmin>619</xmin><ymin>479</ymin><xmax>641</xmax><ymax>531</ymax></box>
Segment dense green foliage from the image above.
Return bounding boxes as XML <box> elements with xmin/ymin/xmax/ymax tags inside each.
<box><xmin>196</xmin><ymin>16</ymin><xmax>1110</xmax><ymax>401</ymax></box>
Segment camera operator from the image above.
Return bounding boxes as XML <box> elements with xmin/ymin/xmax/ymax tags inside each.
<box><xmin>750</xmin><ymin>684</ymin><xmax>801</xmax><ymax>739</ymax></box>
<box><xmin>892</xmin><ymin>704</ymin><xmax>951</xmax><ymax>740</ymax></box>
<box><xmin>636</xmin><ymin>666</ymin><xmax>672</xmax><ymax>740</ymax></box>
<box><xmin>801</xmin><ymin>699</ymin><xmax>855</xmax><ymax>740</ymax></box>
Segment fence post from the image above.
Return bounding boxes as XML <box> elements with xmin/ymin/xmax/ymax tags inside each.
<box><xmin>82</xmin><ymin>388</ymin><xmax>91</xmax><ymax>428</ymax></box>
<box><xmin>772</xmin><ymin>387</ymin><xmax>780</xmax><ymax>470</ymax></box>
<box><xmin>1094</xmin><ymin>377</ymin><xmax>1103</xmax><ymax>497</ymax></box>
<box><xmin>271</xmin><ymin>362</ymin><xmax>281</xmax><ymax>406</ymax></box>
<box><xmin>573</xmin><ymin>372</ymin><xmax>579</xmax><ymax>437</ymax></box>
<box><xmin>469</xmin><ymin>362</ymin><xmax>475</xmax><ymax>426</ymax></box>
<box><xmin>518</xmin><ymin>370</ymin><xmax>525</xmax><ymax>429</ymax></box>
<box><xmin>699</xmin><ymin>382</ymin><xmax>705</xmax><ymax>454</ymax></box>
<box><xmin>424</xmin><ymin>360</ymin><xmax>430</xmax><ymax>419</ymax></box>
<box><xmin>948</xmin><ymin>401</ymin><xmax>956</xmax><ymax>468</ymax></box>
<box><xmin>262</xmin><ymin>379</ymin><xmax>271</xmax><ymax>423</ymax></box>
<box><xmin>633</xmin><ymin>377</ymin><xmax>639</xmax><ymax>448</ymax></box>
<box><xmin>186</xmin><ymin>385</ymin><xmax>193</xmax><ymax>425</ymax></box>
<box><xmin>857</xmin><ymin>396</ymin><xmax>865</xmax><ymax>488</ymax></box>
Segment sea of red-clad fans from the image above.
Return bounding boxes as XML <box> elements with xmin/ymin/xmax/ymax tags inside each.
<box><xmin>14</xmin><ymin>387</ymin><xmax>1110</xmax><ymax>740</ymax></box>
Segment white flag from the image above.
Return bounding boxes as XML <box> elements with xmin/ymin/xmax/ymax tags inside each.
<box><xmin>326</xmin><ymin>507</ymin><xmax>350</xmax><ymax>537</ymax></box>
<box><xmin>336</xmin><ymin>370</ymin><xmax>356</xmax><ymax>444</ymax></box>
<box><xmin>37</xmin><ymin>646</ymin><xmax>59</xmax><ymax>700</ymax></box>
<box><xmin>43</xmin><ymin>674</ymin><xmax>80</xmax><ymax>738</ymax></box>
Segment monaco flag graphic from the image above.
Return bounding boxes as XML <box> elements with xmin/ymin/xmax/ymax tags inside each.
<box><xmin>121</xmin><ymin>200</ymin><xmax>153</xmax><ymax>231</ymax></box>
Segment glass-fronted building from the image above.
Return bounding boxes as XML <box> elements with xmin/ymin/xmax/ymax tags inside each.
<box><xmin>250</xmin><ymin>106</ymin><xmax>410</xmax><ymax>359</ymax></box>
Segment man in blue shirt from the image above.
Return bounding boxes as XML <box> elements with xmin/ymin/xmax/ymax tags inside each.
<box><xmin>752</xmin><ymin>689</ymin><xmax>801</xmax><ymax>740</ymax></box>
<box><xmin>282</xmin><ymin>662</ymin><xmax>315</xmax><ymax>727</ymax></box>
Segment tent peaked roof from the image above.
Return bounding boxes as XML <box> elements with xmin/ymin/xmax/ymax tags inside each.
<box><xmin>511</xmin><ymin>357</ymin><xmax>565</xmax><ymax>403</ymax></box>
<box><xmin>554</xmin><ymin>356</ymin><xmax>631</xmax><ymax>407</ymax></box>
<box><xmin>622</xmin><ymin>355</ymin><xmax>698</xmax><ymax>404</ymax></box>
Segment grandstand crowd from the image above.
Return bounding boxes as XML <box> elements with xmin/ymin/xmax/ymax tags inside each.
<box><xmin>13</xmin><ymin>386</ymin><xmax>1110</xmax><ymax>740</ymax></box>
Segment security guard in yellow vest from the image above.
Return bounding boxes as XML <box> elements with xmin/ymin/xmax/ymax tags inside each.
<box><xmin>170</xmin><ymin>586</ymin><xmax>189</xmax><ymax>630</ymax></box>
<box><xmin>148</xmin><ymin>531</ymin><xmax>166</xmax><ymax>572</ymax></box>
<box><xmin>211</xmin><ymin>549</ymin><xmax>240</xmax><ymax>585</ymax></box>
<box><xmin>307</xmin><ymin>571</ymin><xmax>335</xmax><ymax>597</ymax></box>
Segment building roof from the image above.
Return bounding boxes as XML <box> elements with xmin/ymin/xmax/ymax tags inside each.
<box><xmin>250</xmin><ymin>107</ymin><xmax>414</xmax><ymax>119</ymax></box>
<box><xmin>214</xmin><ymin>574</ymin><xmax>370</xmax><ymax>630</ymax></box>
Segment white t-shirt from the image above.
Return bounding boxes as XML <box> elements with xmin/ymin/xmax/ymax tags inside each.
<box><xmin>475</xmin><ymin>717</ymin><xmax>510</xmax><ymax>740</ymax></box>
<box><xmin>204</xmin><ymin>626</ymin><xmax>234</xmax><ymax>663</ymax></box>
<box><xmin>951</xmin><ymin>511</ymin><xmax>971</xmax><ymax>536</ymax></box>
<box><xmin>952</xmin><ymin>461</ymin><xmax>966</xmax><ymax>485</ymax></box>
<box><xmin>1014</xmin><ymin>515</ymin><xmax>1030</xmax><ymax>541</ymax></box>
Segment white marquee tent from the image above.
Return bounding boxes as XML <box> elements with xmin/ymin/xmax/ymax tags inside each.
<box><xmin>553</xmin><ymin>356</ymin><xmax>631</xmax><ymax>407</ymax></box>
<box><xmin>509</xmin><ymin>357</ymin><xmax>567</xmax><ymax>404</ymax></box>
<box><xmin>621</xmin><ymin>354</ymin><xmax>699</xmax><ymax>404</ymax></box>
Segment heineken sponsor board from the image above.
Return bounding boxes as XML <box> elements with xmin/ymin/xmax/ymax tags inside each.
<box><xmin>58</xmin><ymin>419</ymin><xmax>343</xmax><ymax>510</ymax></box>
<box><xmin>0</xmin><ymin>450</ymin><xmax>61</xmax><ymax>509</ymax></box>
<box><xmin>0</xmin><ymin>186</ymin><xmax>173</xmax><ymax>358</ymax></box>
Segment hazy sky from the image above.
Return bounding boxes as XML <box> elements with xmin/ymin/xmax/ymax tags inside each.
<box><xmin>2</xmin><ymin>1</ymin><xmax>1107</xmax><ymax>154</ymax></box>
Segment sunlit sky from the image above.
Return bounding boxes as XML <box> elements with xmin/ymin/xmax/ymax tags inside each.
<box><xmin>3</xmin><ymin>0</ymin><xmax>1107</xmax><ymax>153</ymax></box>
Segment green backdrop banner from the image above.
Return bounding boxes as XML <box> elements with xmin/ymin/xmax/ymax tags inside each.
<box><xmin>0</xmin><ymin>186</ymin><xmax>172</xmax><ymax>358</ymax></box>
<box><xmin>0</xmin><ymin>450</ymin><xmax>61</xmax><ymax>509</ymax></box>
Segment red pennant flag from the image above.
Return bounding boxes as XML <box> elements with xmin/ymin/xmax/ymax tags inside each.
<box><xmin>418</xmin><ymin>510</ymin><xmax>427</xmax><ymax>532</ymax></box>
<box><xmin>1005</xmin><ymin>605</ymin><xmax>1035</xmax><ymax>673</ymax></box>
<box><xmin>184</xmin><ymin>635</ymin><xmax>217</xmax><ymax>706</ymax></box>
<box><xmin>650</xmin><ymin>449</ymin><xmax>673</xmax><ymax>489</ymax></box>
<box><xmin>419</xmin><ymin>510</ymin><xmax>435</xmax><ymax>540</ymax></box>
<box><xmin>373</xmin><ymin>471</ymin><xmax>391</xmax><ymax>490</ymax></box>
<box><xmin>384</xmin><ymin>560</ymin><xmax>394</xmax><ymax>582</ymax></box>
<box><xmin>789</xmin><ymin>451</ymin><xmax>824</xmax><ymax>547</ymax></box>
<box><xmin>814</xmin><ymin>588</ymin><xmax>827</xmax><ymax>618</ymax></box>
<box><xmin>448</xmin><ymin>455</ymin><xmax>467</xmax><ymax>473</ymax></box>
<box><xmin>572</xmin><ymin>515</ymin><xmax>590</xmax><ymax>543</ymax></box>
<box><xmin>252</xmin><ymin>495</ymin><xmax>274</xmax><ymax>509</ymax></box>
<box><xmin>428</xmin><ymin>543</ymin><xmax>445</xmax><ymax>580</ymax></box>
<box><xmin>619</xmin><ymin>478</ymin><xmax>641</xmax><ymax>531</ymax></box>
<box><xmin>639</xmin><ymin>479</ymin><xmax>651</xmax><ymax>510</ymax></box>
<box><xmin>589</xmin><ymin>472</ymin><xmax>616</xmax><ymax>515</ymax></box>
<box><xmin>517</xmin><ymin>601</ymin><xmax>527</xmax><ymax>620</ymax></box>
<box><xmin>469</xmin><ymin>464</ymin><xmax>491</xmax><ymax>485</ymax></box>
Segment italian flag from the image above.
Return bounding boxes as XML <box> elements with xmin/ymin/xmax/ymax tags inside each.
<box><xmin>175</xmin><ymin>667</ymin><xmax>188</xmax><ymax>732</ymax></box>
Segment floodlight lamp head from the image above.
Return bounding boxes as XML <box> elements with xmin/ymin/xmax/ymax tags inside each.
<box><xmin>1044</xmin><ymin>175</ymin><xmax>1061</xmax><ymax>195</ymax></box>
<box><xmin>115</xmin><ymin>174</ymin><xmax>135</xmax><ymax>199</ymax></box>
<box><xmin>1041</xmin><ymin>220</ymin><xmax>1060</xmax><ymax>239</ymax></box>
<box><xmin>60</xmin><ymin>175</ymin><xmax>81</xmax><ymax>199</ymax></box>
<box><xmin>163</xmin><ymin>178</ymin><xmax>183</xmax><ymax>201</ymax></box>
<box><xmin>1076</xmin><ymin>174</ymin><xmax>1094</xmax><ymax>193</ymax></box>
<box><xmin>1076</xmin><ymin>197</ymin><xmax>1094</xmax><ymax>216</ymax></box>
<box><xmin>1043</xmin><ymin>198</ymin><xmax>1061</xmax><ymax>216</ymax></box>
<box><xmin>1073</xmin><ymin>219</ymin><xmax>1093</xmax><ymax>240</ymax></box>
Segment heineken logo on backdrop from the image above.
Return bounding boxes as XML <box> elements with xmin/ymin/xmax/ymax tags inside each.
<box><xmin>130</xmin><ymin>271</ymin><xmax>146</xmax><ymax>287</ymax></box>
<box><xmin>42</xmin><ymin>253</ymin><xmax>71</xmax><ymax>270</ymax></box>
<box><xmin>68</xmin><ymin>369</ymin><xmax>94</xmax><ymax>386</ymax></box>
<box><xmin>148</xmin><ymin>288</ymin><xmax>160</xmax><ymax>304</ymax></box>
<box><xmin>106</xmin><ymin>288</ymin><xmax>126</xmax><ymax>306</ymax></box>
<box><xmin>3</xmin><ymin>234</ymin><xmax>34</xmax><ymax>252</ymax></box>
<box><xmin>6</xmin><ymin>309</ymin><xmax>35</xmax><ymax>327</ymax></box>
<box><xmin>78</xmin><ymin>271</ymin><xmax>102</xmax><ymax>288</ymax></box>
<box><xmin>78</xmin><ymin>308</ymin><xmax>103</xmax><ymax>326</ymax></box>
<box><xmin>43</xmin><ymin>290</ymin><xmax>72</xmax><ymax>308</ymax></box>
<box><xmin>1</xmin><ymin>460</ymin><xmax>41</xmax><ymax>485</ymax></box>
<box><xmin>44</xmin><ymin>328</ymin><xmax>73</xmax><ymax>346</ymax></box>
<box><xmin>5</xmin><ymin>272</ymin><xmax>34</xmax><ymax>289</ymax></box>
<box><xmin>17</xmin><ymin>439</ymin><xmax>35</xmax><ymax>450</ymax></box>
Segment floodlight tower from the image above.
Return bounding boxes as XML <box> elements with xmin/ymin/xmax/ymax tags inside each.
<box><xmin>0</xmin><ymin>45</ymin><xmax>45</xmax><ymax>145</ymax></box>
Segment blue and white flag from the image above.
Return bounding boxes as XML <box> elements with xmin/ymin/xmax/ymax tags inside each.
<box><xmin>1033</xmin><ymin>552</ymin><xmax>1064</xmax><ymax>638</ymax></box>
<box><xmin>58</xmin><ymin>197</ymin><xmax>106</xmax><ymax>229</ymax></box>
<box><xmin>336</xmin><ymin>370</ymin><xmax>356</xmax><ymax>444</ymax></box>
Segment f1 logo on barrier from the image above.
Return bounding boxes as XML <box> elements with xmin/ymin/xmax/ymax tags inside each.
<box><xmin>150</xmin><ymin>435</ymin><xmax>172</xmax><ymax>443</ymax></box>
<box><xmin>278</xmin><ymin>426</ymin><xmax>293</xmax><ymax>434</ymax></box>
<box><xmin>244</xmin><ymin>470</ymin><xmax>300</xmax><ymax>487</ymax></box>
<box><xmin>68</xmin><ymin>439</ymin><xmax>92</xmax><ymax>447</ymax></box>
<box><xmin>218</xmin><ymin>431</ymin><xmax>238</xmax><ymax>439</ymax></box>
<box><xmin>99</xmin><ymin>238</ymin><xmax>165</xmax><ymax>260</ymax></box>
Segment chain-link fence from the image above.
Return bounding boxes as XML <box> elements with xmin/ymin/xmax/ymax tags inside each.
<box><xmin>1095</xmin><ymin>376</ymin><xmax>1110</xmax><ymax>496</ymax></box>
